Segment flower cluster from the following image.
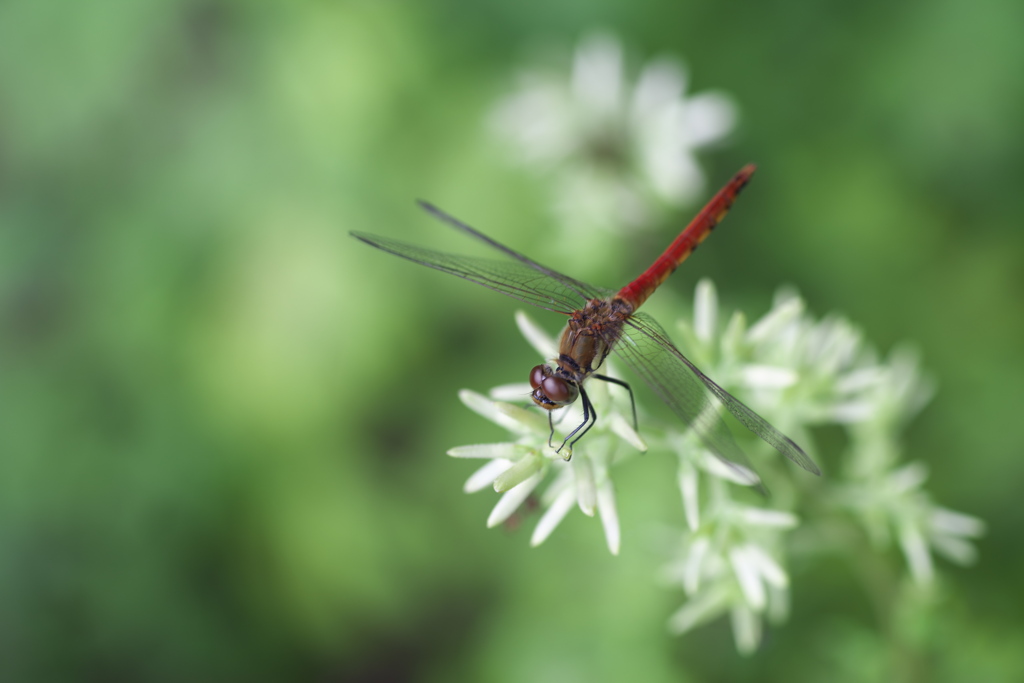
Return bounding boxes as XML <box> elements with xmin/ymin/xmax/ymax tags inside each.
<box><xmin>490</xmin><ymin>32</ymin><xmax>736</xmax><ymax>240</ymax></box>
<box><xmin>449</xmin><ymin>281</ymin><xmax>984</xmax><ymax>654</ymax></box>
<box><xmin>448</xmin><ymin>311</ymin><xmax>645</xmax><ymax>555</ymax></box>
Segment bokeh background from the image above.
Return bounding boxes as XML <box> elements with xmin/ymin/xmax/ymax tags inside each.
<box><xmin>2</xmin><ymin>0</ymin><xmax>1023</xmax><ymax>681</ymax></box>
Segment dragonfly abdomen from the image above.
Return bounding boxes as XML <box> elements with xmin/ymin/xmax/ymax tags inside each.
<box><xmin>617</xmin><ymin>164</ymin><xmax>756</xmax><ymax>309</ymax></box>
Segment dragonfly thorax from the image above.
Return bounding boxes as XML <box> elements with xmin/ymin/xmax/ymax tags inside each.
<box><xmin>529</xmin><ymin>364</ymin><xmax>579</xmax><ymax>410</ymax></box>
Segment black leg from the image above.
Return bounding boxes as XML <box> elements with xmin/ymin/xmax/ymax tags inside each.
<box><xmin>546</xmin><ymin>410</ymin><xmax>556</xmax><ymax>449</ymax></box>
<box><xmin>557</xmin><ymin>386</ymin><xmax>597</xmax><ymax>458</ymax></box>
<box><xmin>592</xmin><ymin>373</ymin><xmax>638</xmax><ymax>431</ymax></box>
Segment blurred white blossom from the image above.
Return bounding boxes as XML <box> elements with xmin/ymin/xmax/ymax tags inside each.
<box><xmin>490</xmin><ymin>32</ymin><xmax>737</xmax><ymax>235</ymax></box>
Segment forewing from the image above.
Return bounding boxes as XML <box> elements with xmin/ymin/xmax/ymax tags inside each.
<box><xmin>614</xmin><ymin>311</ymin><xmax>820</xmax><ymax>482</ymax></box>
<box><xmin>415</xmin><ymin>201</ymin><xmax>612</xmax><ymax>303</ymax></box>
<box><xmin>352</xmin><ymin>231</ymin><xmax>594</xmax><ymax>313</ymax></box>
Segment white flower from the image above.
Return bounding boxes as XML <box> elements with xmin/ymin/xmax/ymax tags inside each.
<box><xmin>659</xmin><ymin>278</ymin><xmax>984</xmax><ymax>649</ymax></box>
<box><xmin>490</xmin><ymin>32</ymin><xmax>737</xmax><ymax>235</ymax></box>
<box><xmin>447</xmin><ymin>311</ymin><xmax>645</xmax><ymax>554</ymax></box>
<box><xmin>663</xmin><ymin>477</ymin><xmax>797</xmax><ymax>655</ymax></box>
<box><xmin>838</xmin><ymin>461</ymin><xmax>986</xmax><ymax>586</ymax></box>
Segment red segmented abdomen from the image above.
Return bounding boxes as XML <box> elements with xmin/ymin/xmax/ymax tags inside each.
<box><xmin>616</xmin><ymin>164</ymin><xmax>757</xmax><ymax>309</ymax></box>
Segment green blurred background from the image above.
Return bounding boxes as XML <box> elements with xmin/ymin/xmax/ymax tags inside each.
<box><xmin>2</xmin><ymin>0</ymin><xmax>1023</xmax><ymax>680</ymax></box>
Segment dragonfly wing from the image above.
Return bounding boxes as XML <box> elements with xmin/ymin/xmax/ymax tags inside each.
<box><xmin>352</xmin><ymin>231</ymin><xmax>597</xmax><ymax>314</ymax></box>
<box><xmin>416</xmin><ymin>201</ymin><xmax>612</xmax><ymax>303</ymax></box>
<box><xmin>613</xmin><ymin>310</ymin><xmax>820</xmax><ymax>480</ymax></box>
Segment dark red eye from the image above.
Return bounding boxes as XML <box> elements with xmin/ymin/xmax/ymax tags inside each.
<box><xmin>529</xmin><ymin>365</ymin><xmax>548</xmax><ymax>389</ymax></box>
<box><xmin>542</xmin><ymin>376</ymin><xmax>573</xmax><ymax>403</ymax></box>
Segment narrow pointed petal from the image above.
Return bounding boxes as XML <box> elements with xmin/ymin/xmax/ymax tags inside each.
<box><xmin>448</xmin><ymin>443</ymin><xmax>532</xmax><ymax>459</ymax></box>
<box><xmin>489</xmin><ymin>383</ymin><xmax>534</xmax><ymax>402</ymax></box>
<box><xmin>668</xmin><ymin>583</ymin><xmax>730</xmax><ymax>635</ymax></box>
<box><xmin>465</xmin><ymin>459</ymin><xmax>513</xmax><ymax>493</ymax></box>
<box><xmin>734</xmin><ymin>506</ymin><xmax>799</xmax><ymax>529</ymax></box>
<box><xmin>744</xmin><ymin>544</ymin><xmax>789</xmax><ymax>589</ymax></box>
<box><xmin>899</xmin><ymin>519</ymin><xmax>934</xmax><ymax>585</ymax></box>
<box><xmin>930</xmin><ymin>507</ymin><xmax>986</xmax><ymax>538</ymax></box>
<box><xmin>494</xmin><ymin>454</ymin><xmax>545</xmax><ymax>493</ymax></box>
<box><xmin>609</xmin><ymin>412</ymin><xmax>647</xmax><ymax>451</ymax></box>
<box><xmin>678</xmin><ymin>461</ymin><xmax>700</xmax><ymax>531</ymax></box>
<box><xmin>574</xmin><ymin>456</ymin><xmax>597</xmax><ymax>516</ymax></box>
<box><xmin>683</xmin><ymin>536</ymin><xmax>710</xmax><ymax>594</ymax></box>
<box><xmin>740</xmin><ymin>364</ymin><xmax>798</xmax><ymax>390</ymax></box>
<box><xmin>459</xmin><ymin>390</ymin><xmax>536</xmax><ymax>434</ymax></box>
<box><xmin>487</xmin><ymin>471</ymin><xmax>545</xmax><ymax>528</ymax></box>
<box><xmin>730</xmin><ymin>605</ymin><xmax>762</xmax><ymax>656</ymax></box>
<box><xmin>747</xmin><ymin>298</ymin><xmax>804</xmax><ymax>344</ymax></box>
<box><xmin>730</xmin><ymin>546</ymin><xmax>767</xmax><ymax>610</ymax></box>
<box><xmin>531</xmin><ymin>487</ymin><xmax>576</xmax><ymax>546</ymax></box>
<box><xmin>596</xmin><ymin>479</ymin><xmax>621</xmax><ymax>555</ymax></box>
<box><xmin>497</xmin><ymin>402</ymin><xmax>551</xmax><ymax>433</ymax></box>
<box><xmin>694</xmin><ymin>279</ymin><xmax>718</xmax><ymax>343</ymax></box>
<box><xmin>515</xmin><ymin>310</ymin><xmax>559</xmax><ymax>359</ymax></box>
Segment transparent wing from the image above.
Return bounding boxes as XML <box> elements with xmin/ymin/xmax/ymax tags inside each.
<box><xmin>352</xmin><ymin>202</ymin><xmax>614</xmax><ymax>314</ymax></box>
<box><xmin>351</xmin><ymin>232</ymin><xmax>608</xmax><ymax>313</ymax></box>
<box><xmin>612</xmin><ymin>311</ymin><xmax>820</xmax><ymax>484</ymax></box>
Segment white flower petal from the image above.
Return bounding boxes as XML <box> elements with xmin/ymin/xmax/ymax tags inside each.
<box><xmin>493</xmin><ymin>454</ymin><xmax>545</xmax><ymax>493</ymax></box>
<box><xmin>730</xmin><ymin>604</ymin><xmax>762</xmax><ymax>656</ymax></box>
<box><xmin>735</xmin><ymin>506</ymin><xmax>799</xmax><ymax>529</ymax></box>
<box><xmin>667</xmin><ymin>583</ymin><xmax>731</xmax><ymax>635</ymax></box>
<box><xmin>700</xmin><ymin>450</ymin><xmax>761</xmax><ymax>488</ymax></box>
<box><xmin>489</xmin><ymin>383</ymin><xmax>534</xmax><ymax>402</ymax></box>
<box><xmin>531</xmin><ymin>486</ymin><xmax>577</xmax><ymax>547</ymax></box>
<box><xmin>645</xmin><ymin>139</ymin><xmax>703</xmax><ymax>203</ymax></box>
<box><xmin>681</xmin><ymin>92</ymin><xmax>737</xmax><ymax>148</ymax></box>
<box><xmin>678</xmin><ymin>461</ymin><xmax>700</xmax><ymax>531</ymax></box>
<box><xmin>889</xmin><ymin>461</ymin><xmax>929</xmax><ymax>493</ymax></box>
<box><xmin>683</xmin><ymin>536</ymin><xmax>710</xmax><ymax>594</ymax></box>
<box><xmin>572</xmin><ymin>33</ymin><xmax>623</xmax><ymax>115</ymax></box>
<box><xmin>930</xmin><ymin>506</ymin><xmax>986</xmax><ymax>538</ymax></box>
<box><xmin>574</xmin><ymin>456</ymin><xmax>597</xmax><ymax>516</ymax></box>
<box><xmin>487</xmin><ymin>470</ymin><xmax>545</xmax><ymax>528</ymax></box>
<box><xmin>448</xmin><ymin>443</ymin><xmax>531</xmax><ymax>459</ymax></box>
<box><xmin>720</xmin><ymin>310</ymin><xmax>748</xmax><ymax>361</ymax></box>
<box><xmin>741</xmin><ymin>364</ymin><xmax>798</xmax><ymax>390</ymax></box>
<box><xmin>459</xmin><ymin>390</ymin><xmax>536</xmax><ymax>434</ymax></box>
<box><xmin>609</xmin><ymin>411</ymin><xmax>647</xmax><ymax>452</ymax></box>
<box><xmin>465</xmin><ymin>459</ymin><xmax>513</xmax><ymax>493</ymax></box>
<box><xmin>631</xmin><ymin>58</ymin><xmax>686</xmax><ymax>119</ymax></box>
<box><xmin>596</xmin><ymin>479</ymin><xmax>621</xmax><ymax>555</ymax></box>
<box><xmin>515</xmin><ymin>310</ymin><xmax>559</xmax><ymax>359</ymax></box>
<box><xmin>899</xmin><ymin>519</ymin><xmax>934</xmax><ymax>585</ymax></box>
<box><xmin>744</xmin><ymin>544</ymin><xmax>789</xmax><ymax>589</ymax></box>
<box><xmin>496</xmin><ymin>401</ymin><xmax>551</xmax><ymax>434</ymax></box>
<box><xmin>539</xmin><ymin>467</ymin><xmax>574</xmax><ymax>506</ymax></box>
<box><xmin>694</xmin><ymin>278</ymin><xmax>718</xmax><ymax>343</ymax></box>
<box><xmin>930</xmin><ymin>533</ymin><xmax>979</xmax><ymax>565</ymax></box>
<box><xmin>747</xmin><ymin>297</ymin><xmax>804</xmax><ymax>344</ymax></box>
<box><xmin>835</xmin><ymin>367</ymin><xmax>886</xmax><ymax>393</ymax></box>
<box><xmin>730</xmin><ymin>546</ymin><xmax>767</xmax><ymax>610</ymax></box>
<box><xmin>831</xmin><ymin>400</ymin><xmax>876</xmax><ymax>423</ymax></box>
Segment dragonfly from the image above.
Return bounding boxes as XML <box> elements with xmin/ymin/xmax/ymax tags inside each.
<box><xmin>352</xmin><ymin>165</ymin><xmax>821</xmax><ymax>486</ymax></box>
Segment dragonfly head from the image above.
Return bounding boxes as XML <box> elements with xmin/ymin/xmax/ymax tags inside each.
<box><xmin>529</xmin><ymin>364</ymin><xmax>579</xmax><ymax>410</ymax></box>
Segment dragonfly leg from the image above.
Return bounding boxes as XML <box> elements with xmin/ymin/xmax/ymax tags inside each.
<box><xmin>592</xmin><ymin>373</ymin><xmax>638</xmax><ymax>432</ymax></box>
<box><xmin>557</xmin><ymin>386</ymin><xmax>597</xmax><ymax>459</ymax></box>
<box><xmin>546</xmin><ymin>410</ymin><xmax>556</xmax><ymax>449</ymax></box>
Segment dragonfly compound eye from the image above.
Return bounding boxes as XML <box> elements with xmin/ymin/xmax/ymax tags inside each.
<box><xmin>529</xmin><ymin>364</ymin><xmax>550</xmax><ymax>390</ymax></box>
<box><xmin>541</xmin><ymin>376</ymin><xmax>577</xmax><ymax>405</ymax></box>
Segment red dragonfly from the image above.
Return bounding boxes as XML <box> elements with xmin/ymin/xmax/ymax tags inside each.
<box><xmin>352</xmin><ymin>165</ymin><xmax>821</xmax><ymax>485</ymax></box>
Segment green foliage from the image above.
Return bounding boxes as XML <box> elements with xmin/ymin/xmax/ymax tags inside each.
<box><xmin>1</xmin><ymin>0</ymin><xmax>1022</xmax><ymax>681</ymax></box>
